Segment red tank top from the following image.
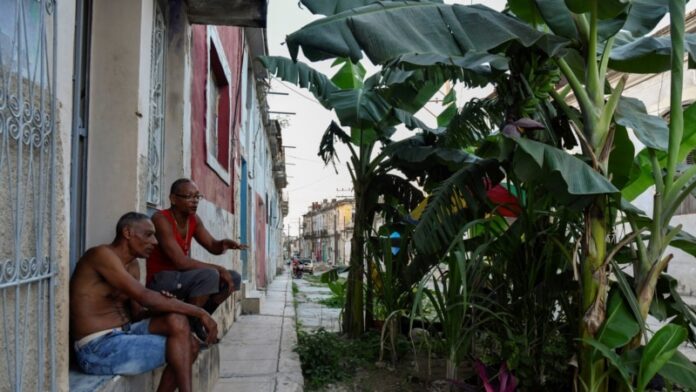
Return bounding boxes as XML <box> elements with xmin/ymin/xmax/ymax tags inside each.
<box><xmin>146</xmin><ymin>209</ymin><xmax>197</xmax><ymax>284</ymax></box>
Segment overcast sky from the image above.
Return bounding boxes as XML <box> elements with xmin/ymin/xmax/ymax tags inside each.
<box><xmin>267</xmin><ymin>2</ymin><xmax>355</xmax><ymax>238</ymax></box>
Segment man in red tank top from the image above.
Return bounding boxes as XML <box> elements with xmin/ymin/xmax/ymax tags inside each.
<box><xmin>146</xmin><ymin>178</ymin><xmax>246</xmax><ymax>342</ymax></box>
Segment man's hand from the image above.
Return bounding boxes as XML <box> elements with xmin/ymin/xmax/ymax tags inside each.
<box><xmin>160</xmin><ymin>290</ymin><xmax>176</xmax><ymax>299</ymax></box>
<box><xmin>218</xmin><ymin>267</ymin><xmax>235</xmax><ymax>293</ymax></box>
<box><xmin>223</xmin><ymin>239</ymin><xmax>248</xmax><ymax>251</ymax></box>
<box><xmin>200</xmin><ymin>313</ymin><xmax>219</xmax><ymax>345</ymax></box>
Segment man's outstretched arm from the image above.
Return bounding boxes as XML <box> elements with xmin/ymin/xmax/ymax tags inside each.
<box><xmin>193</xmin><ymin>215</ymin><xmax>247</xmax><ymax>255</ymax></box>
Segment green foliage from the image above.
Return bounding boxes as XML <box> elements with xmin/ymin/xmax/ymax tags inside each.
<box><xmin>295</xmin><ymin>329</ymin><xmax>385</xmax><ymax>390</ymax></box>
<box><xmin>278</xmin><ymin>2</ymin><xmax>696</xmax><ymax>390</ymax></box>
<box><xmin>481</xmin><ymin>183</ymin><xmax>581</xmax><ymax>391</ymax></box>
<box><xmin>410</xmin><ymin>232</ymin><xmax>503</xmax><ymax>379</ymax></box>
<box><xmin>286</xmin><ymin>2</ymin><xmax>569</xmax><ymax>64</ymax></box>
<box><xmin>300</xmin><ymin>0</ymin><xmax>442</xmax><ymax>17</ymax></box>
<box><xmin>638</xmin><ymin>324</ymin><xmax>688</xmax><ymax>392</ymax></box>
<box><xmin>510</xmin><ymin>137</ymin><xmax>619</xmax><ymax>198</ymax></box>
<box><xmin>318</xmin><ymin>279</ymin><xmax>347</xmax><ymax>308</ymax></box>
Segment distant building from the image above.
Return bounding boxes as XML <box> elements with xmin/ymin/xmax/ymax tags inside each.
<box><xmin>301</xmin><ymin>199</ymin><xmax>354</xmax><ymax>265</ymax></box>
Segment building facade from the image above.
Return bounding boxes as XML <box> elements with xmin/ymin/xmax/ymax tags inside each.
<box><xmin>0</xmin><ymin>0</ymin><xmax>285</xmax><ymax>391</ymax></box>
<box><xmin>301</xmin><ymin>199</ymin><xmax>354</xmax><ymax>265</ymax></box>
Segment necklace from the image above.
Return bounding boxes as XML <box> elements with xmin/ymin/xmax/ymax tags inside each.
<box><xmin>172</xmin><ymin>212</ymin><xmax>189</xmax><ymax>238</ymax></box>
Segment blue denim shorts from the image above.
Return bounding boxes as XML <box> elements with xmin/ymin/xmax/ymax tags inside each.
<box><xmin>74</xmin><ymin>319</ymin><xmax>166</xmax><ymax>375</ymax></box>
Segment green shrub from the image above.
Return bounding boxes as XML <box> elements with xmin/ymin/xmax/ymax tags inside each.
<box><xmin>295</xmin><ymin>329</ymin><xmax>381</xmax><ymax>390</ymax></box>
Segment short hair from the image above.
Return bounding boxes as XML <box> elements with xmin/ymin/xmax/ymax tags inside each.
<box><xmin>115</xmin><ymin>212</ymin><xmax>151</xmax><ymax>239</ymax></box>
<box><xmin>170</xmin><ymin>178</ymin><xmax>192</xmax><ymax>195</ymax></box>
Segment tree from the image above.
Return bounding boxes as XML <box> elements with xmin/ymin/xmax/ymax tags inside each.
<box><xmin>282</xmin><ymin>0</ymin><xmax>696</xmax><ymax>389</ymax></box>
<box><xmin>260</xmin><ymin>56</ymin><xmax>435</xmax><ymax>336</ymax></box>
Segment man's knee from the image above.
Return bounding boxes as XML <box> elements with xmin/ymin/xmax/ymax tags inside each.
<box><xmin>197</xmin><ymin>268</ymin><xmax>219</xmax><ymax>285</ymax></box>
<box><xmin>227</xmin><ymin>270</ymin><xmax>241</xmax><ymax>292</ymax></box>
<box><xmin>185</xmin><ymin>268</ymin><xmax>219</xmax><ymax>299</ymax></box>
<box><xmin>164</xmin><ymin>313</ymin><xmax>190</xmax><ymax>334</ymax></box>
<box><xmin>218</xmin><ymin>269</ymin><xmax>241</xmax><ymax>294</ymax></box>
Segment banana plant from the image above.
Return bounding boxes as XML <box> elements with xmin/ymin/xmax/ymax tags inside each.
<box><xmin>259</xmin><ymin>54</ymin><xmax>468</xmax><ymax>336</ymax></box>
<box><xmin>410</xmin><ymin>218</ymin><xmax>507</xmax><ymax>385</ymax></box>
<box><xmin>282</xmin><ymin>0</ymin><xmax>696</xmax><ymax>388</ymax></box>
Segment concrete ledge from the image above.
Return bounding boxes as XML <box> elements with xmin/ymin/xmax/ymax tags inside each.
<box><xmin>69</xmin><ymin>296</ymin><xmax>239</xmax><ymax>392</ymax></box>
<box><xmin>69</xmin><ymin>344</ymin><xmax>219</xmax><ymax>392</ymax></box>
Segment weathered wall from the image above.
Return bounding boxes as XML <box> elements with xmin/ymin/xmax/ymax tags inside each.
<box><xmin>255</xmin><ymin>192</ymin><xmax>267</xmax><ymax>287</ymax></box>
<box><xmin>190</xmin><ymin>199</ymin><xmax>239</xmax><ymax>271</ymax></box>
<box><xmin>55</xmin><ymin>0</ymin><xmax>78</xmax><ymax>389</ymax></box>
<box><xmin>86</xmin><ymin>0</ymin><xmax>154</xmax><ymax>246</ymax></box>
<box><xmin>190</xmin><ymin>25</ymin><xmax>243</xmax><ymax>213</ymax></box>
<box><xmin>163</xmin><ymin>0</ymin><xmax>193</xmax><ymax>186</ymax></box>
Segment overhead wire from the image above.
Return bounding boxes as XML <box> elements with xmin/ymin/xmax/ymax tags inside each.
<box><xmin>271</xmin><ymin>76</ymin><xmax>324</xmax><ymax>106</ymax></box>
<box><xmin>287</xmin><ymin>173</ymin><xmax>340</xmax><ymax>192</ymax></box>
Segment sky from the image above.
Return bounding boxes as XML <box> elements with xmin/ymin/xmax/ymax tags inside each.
<box><xmin>266</xmin><ymin>0</ymin><xmax>503</xmax><ymax>237</ymax></box>
<box><xmin>266</xmin><ymin>2</ymin><xmax>356</xmax><ymax>237</ymax></box>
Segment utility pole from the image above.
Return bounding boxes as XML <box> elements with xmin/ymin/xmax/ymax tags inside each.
<box><xmin>334</xmin><ymin>211</ymin><xmax>338</xmax><ymax>265</ymax></box>
<box><xmin>298</xmin><ymin>216</ymin><xmax>302</xmax><ymax>257</ymax></box>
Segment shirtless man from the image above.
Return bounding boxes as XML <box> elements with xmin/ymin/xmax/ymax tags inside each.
<box><xmin>70</xmin><ymin>212</ymin><xmax>218</xmax><ymax>392</ymax></box>
<box><xmin>146</xmin><ymin>178</ymin><xmax>246</xmax><ymax>341</ymax></box>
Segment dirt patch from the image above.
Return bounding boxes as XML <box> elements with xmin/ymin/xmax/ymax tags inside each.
<box><xmin>318</xmin><ymin>354</ymin><xmax>464</xmax><ymax>392</ymax></box>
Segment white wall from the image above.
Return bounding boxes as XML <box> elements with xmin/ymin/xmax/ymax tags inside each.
<box><xmin>86</xmin><ymin>0</ymin><xmax>154</xmax><ymax>247</ymax></box>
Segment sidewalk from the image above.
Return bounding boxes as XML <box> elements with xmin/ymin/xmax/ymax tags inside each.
<box><xmin>213</xmin><ymin>271</ymin><xmax>303</xmax><ymax>392</ymax></box>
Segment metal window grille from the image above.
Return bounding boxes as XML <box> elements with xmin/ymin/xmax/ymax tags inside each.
<box><xmin>146</xmin><ymin>0</ymin><xmax>166</xmax><ymax>207</ymax></box>
<box><xmin>0</xmin><ymin>0</ymin><xmax>58</xmax><ymax>391</ymax></box>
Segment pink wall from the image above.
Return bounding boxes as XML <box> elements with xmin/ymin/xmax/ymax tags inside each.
<box><xmin>190</xmin><ymin>25</ymin><xmax>243</xmax><ymax>213</ymax></box>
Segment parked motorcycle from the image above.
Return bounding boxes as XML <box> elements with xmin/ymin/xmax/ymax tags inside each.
<box><xmin>291</xmin><ymin>259</ymin><xmax>303</xmax><ymax>279</ymax></box>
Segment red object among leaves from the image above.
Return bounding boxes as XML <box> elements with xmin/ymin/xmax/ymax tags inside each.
<box><xmin>474</xmin><ymin>360</ymin><xmax>518</xmax><ymax>392</ymax></box>
<box><xmin>486</xmin><ymin>184</ymin><xmax>521</xmax><ymax>218</ymax></box>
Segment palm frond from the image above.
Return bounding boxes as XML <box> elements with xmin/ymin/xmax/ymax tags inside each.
<box><xmin>300</xmin><ymin>0</ymin><xmax>443</xmax><ymax>17</ymax></box>
<box><xmin>442</xmin><ymin>97</ymin><xmax>504</xmax><ymax>148</ymax></box>
<box><xmin>258</xmin><ymin>56</ymin><xmax>338</xmax><ymax>108</ymax></box>
<box><xmin>413</xmin><ymin>159</ymin><xmax>504</xmax><ymax>254</ymax></box>
<box><xmin>318</xmin><ymin>121</ymin><xmax>352</xmax><ymax>169</ymax></box>
<box><xmin>373</xmin><ymin>174</ymin><xmax>425</xmax><ymax>212</ymax></box>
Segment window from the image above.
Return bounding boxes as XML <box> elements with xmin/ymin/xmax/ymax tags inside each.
<box><xmin>147</xmin><ymin>0</ymin><xmax>167</xmax><ymax>208</ymax></box>
<box><xmin>205</xmin><ymin>26</ymin><xmax>231</xmax><ymax>184</ymax></box>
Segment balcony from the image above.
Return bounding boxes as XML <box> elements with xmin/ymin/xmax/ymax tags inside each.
<box><xmin>185</xmin><ymin>0</ymin><xmax>267</xmax><ymax>27</ymax></box>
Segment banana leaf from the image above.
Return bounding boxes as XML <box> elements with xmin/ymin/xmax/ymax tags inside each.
<box><xmin>300</xmin><ymin>0</ymin><xmax>442</xmax><ymax>16</ymax></box>
<box><xmin>286</xmin><ymin>2</ymin><xmax>569</xmax><ymax>64</ymax></box>
<box><xmin>510</xmin><ymin>137</ymin><xmax>619</xmax><ymax>197</ymax></box>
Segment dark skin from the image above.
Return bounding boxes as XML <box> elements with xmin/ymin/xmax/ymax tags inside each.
<box><xmin>151</xmin><ymin>181</ymin><xmax>248</xmax><ymax>309</ymax></box>
<box><xmin>70</xmin><ymin>219</ymin><xmax>218</xmax><ymax>392</ymax></box>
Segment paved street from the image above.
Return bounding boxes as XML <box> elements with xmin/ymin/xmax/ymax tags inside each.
<box><xmin>293</xmin><ymin>275</ymin><xmax>341</xmax><ymax>332</ymax></box>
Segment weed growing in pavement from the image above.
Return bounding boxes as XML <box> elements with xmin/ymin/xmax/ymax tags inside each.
<box><xmin>317</xmin><ymin>296</ymin><xmax>344</xmax><ymax>308</ymax></box>
<box><xmin>302</xmin><ymin>274</ymin><xmax>327</xmax><ymax>287</ymax></box>
<box><xmin>292</xmin><ymin>282</ymin><xmax>299</xmax><ymax>296</ymax></box>
<box><xmin>291</xmin><ymin>282</ymin><xmax>302</xmax><ymax>330</ymax></box>
<box><xmin>295</xmin><ymin>328</ymin><xmax>383</xmax><ymax>390</ymax></box>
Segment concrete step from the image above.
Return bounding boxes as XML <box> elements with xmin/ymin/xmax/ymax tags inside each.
<box><xmin>241</xmin><ymin>288</ymin><xmax>265</xmax><ymax>315</ymax></box>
